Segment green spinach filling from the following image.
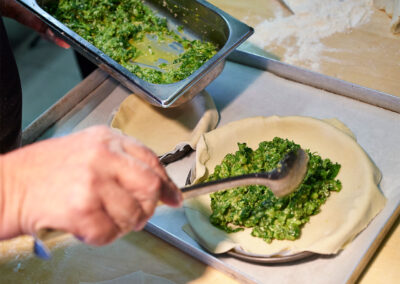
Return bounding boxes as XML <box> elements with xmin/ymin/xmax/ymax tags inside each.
<box><xmin>47</xmin><ymin>0</ymin><xmax>218</xmax><ymax>84</ymax></box>
<box><xmin>205</xmin><ymin>137</ymin><xmax>342</xmax><ymax>243</ymax></box>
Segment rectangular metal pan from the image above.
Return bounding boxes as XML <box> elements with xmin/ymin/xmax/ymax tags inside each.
<box><xmin>16</xmin><ymin>0</ymin><xmax>253</xmax><ymax>107</ymax></box>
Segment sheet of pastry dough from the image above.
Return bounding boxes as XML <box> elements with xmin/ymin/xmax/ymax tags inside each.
<box><xmin>111</xmin><ymin>91</ymin><xmax>219</xmax><ymax>157</ymax></box>
<box><xmin>184</xmin><ymin>116</ymin><xmax>386</xmax><ymax>256</ymax></box>
<box><xmin>374</xmin><ymin>0</ymin><xmax>400</xmax><ymax>33</ymax></box>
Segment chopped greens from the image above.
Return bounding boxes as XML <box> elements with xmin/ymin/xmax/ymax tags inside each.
<box><xmin>47</xmin><ymin>0</ymin><xmax>218</xmax><ymax>84</ymax></box>
<box><xmin>205</xmin><ymin>137</ymin><xmax>342</xmax><ymax>243</ymax></box>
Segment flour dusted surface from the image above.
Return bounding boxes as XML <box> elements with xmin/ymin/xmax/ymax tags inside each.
<box><xmin>249</xmin><ymin>0</ymin><xmax>374</xmax><ymax>70</ymax></box>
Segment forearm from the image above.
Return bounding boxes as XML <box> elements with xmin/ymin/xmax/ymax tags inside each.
<box><xmin>0</xmin><ymin>152</ymin><xmax>23</xmax><ymax>240</ymax></box>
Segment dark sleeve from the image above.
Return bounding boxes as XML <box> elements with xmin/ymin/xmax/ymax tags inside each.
<box><xmin>0</xmin><ymin>15</ymin><xmax>22</xmax><ymax>153</ymax></box>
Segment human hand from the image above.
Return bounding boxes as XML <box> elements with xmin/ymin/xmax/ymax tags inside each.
<box><xmin>0</xmin><ymin>126</ymin><xmax>182</xmax><ymax>245</ymax></box>
<box><xmin>0</xmin><ymin>0</ymin><xmax>69</xmax><ymax>48</ymax></box>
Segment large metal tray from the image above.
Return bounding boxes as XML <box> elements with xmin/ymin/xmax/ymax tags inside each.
<box><xmin>24</xmin><ymin>63</ymin><xmax>400</xmax><ymax>283</ymax></box>
<box><xmin>16</xmin><ymin>0</ymin><xmax>253</xmax><ymax>107</ymax></box>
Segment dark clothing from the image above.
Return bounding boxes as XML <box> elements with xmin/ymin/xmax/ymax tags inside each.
<box><xmin>0</xmin><ymin>15</ymin><xmax>22</xmax><ymax>153</ymax></box>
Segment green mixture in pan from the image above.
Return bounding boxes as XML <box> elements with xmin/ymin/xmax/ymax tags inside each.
<box><xmin>47</xmin><ymin>0</ymin><xmax>218</xmax><ymax>84</ymax></box>
<box><xmin>205</xmin><ymin>137</ymin><xmax>342</xmax><ymax>243</ymax></box>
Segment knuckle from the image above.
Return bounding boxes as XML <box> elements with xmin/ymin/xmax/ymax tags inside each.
<box><xmin>69</xmin><ymin>174</ymin><xmax>99</xmax><ymax>214</ymax></box>
<box><xmin>84</xmin><ymin>228</ymin><xmax>112</xmax><ymax>246</ymax></box>
<box><xmin>116</xmin><ymin>219</ymin><xmax>135</xmax><ymax>234</ymax></box>
<box><xmin>143</xmin><ymin>205</ymin><xmax>156</xmax><ymax>219</ymax></box>
<box><xmin>93</xmin><ymin>125</ymin><xmax>111</xmax><ymax>136</ymax></box>
<box><xmin>147</xmin><ymin>154</ymin><xmax>161</xmax><ymax>168</ymax></box>
<box><xmin>80</xmin><ymin>219</ymin><xmax>117</xmax><ymax>246</ymax></box>
<box><xmin>84</xmin><ymin>125</ymin><xmax>110</xmax><ymax>141</ymax></box>
<box><xmin>81</xmin><ymin>170</ymin><xmax>98</xmax><ymax>192</ymax></box>
<box><xmin>126</xmin><ymin>139</ymin><xmax>159</xmax><ymax>165</ymax></box>
<box><xmin>136</xmin><ymin>146</ymin><xmax>159</xmax><ymax>165</ymax></box>
<box><xmin>91</xmin><ymin>142</ymin><xmax>110</xmax><ymax>158</ymax></box>
<box><xmin>125</xmin><ymin>197</ymin><xmax>140</xmax><ymax>213</ymax></box>
<box><xmin>147</xmin><ymin>175</ymin><xmax>163</xmax><ymax>194</ymax></box>
<box><xmin>85</xmin><ymin>144</ymin><xmax>112</xmax><ymax>167</ymax></box>
<box><xmin>69</xmin><ymin>195</ymin><xmax>92</xmax><ymax>216</ymax></box>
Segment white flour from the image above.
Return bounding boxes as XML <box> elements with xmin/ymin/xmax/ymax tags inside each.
<box><xmin>248</xmin><ymin>0</ymin><xmax>374</xmax><ymax>70</ymax></box>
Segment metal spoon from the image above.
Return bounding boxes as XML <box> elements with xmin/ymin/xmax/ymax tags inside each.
<box><xmin>182</xmin><ymin>148</ymin><xmax>309</xmax><ymax>199</ymax></box>
<box><xmin>33</xmin><ymin>148</ymin><xmax>308</xmax><ymax>260</ymax></box>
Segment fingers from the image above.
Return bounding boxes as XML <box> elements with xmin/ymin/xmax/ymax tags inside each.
<box><xmin>77</xmin><ymin>160</ymin><xmax>162</xmax><ymax>245</ymax></box>
<box><xmin>76</xmin><ymin>158</ymin><xmax>164</xmax><ymax>244</ymax></box>
<box><xmin>75</xmin><ymin>178</ymin><xmax>155</xmax><ymax>245</ymax></box>
<box><xmin>99</xmin><ymin>180</ymin><xmax>148</xmax><ymax>233</ymax></box>
<box><xmin>119</xmin><ymin>137</ymin><xmax>183</xmax><ymax>207</ymax></box>
<box><xmin>73</xmin><ymin>126</ymin><xmax>182</xmax><ymax>226</ymax></box>
<box><xmin>13</xmin><ymin>125</ymin><xmax>182</xmax><ymax>247</ymax></box>
<box><xmin>105</xmin><ymin>153</ymin><xmax>162</xmax><ymax>216</ymax></box>
<box><xmin>119</xmin><ymin>136</ymin><xmax>170</xmax><ymax>181</ymax></box>
<box><xmin>74</xmin><ymin>209</ymin><xmax>120</xmax><ymax>246</ymax></box>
